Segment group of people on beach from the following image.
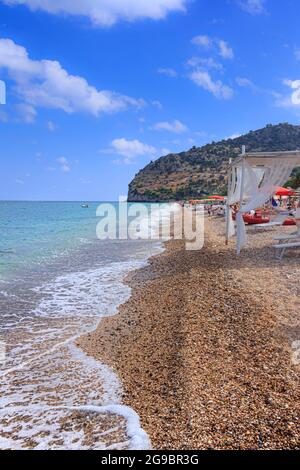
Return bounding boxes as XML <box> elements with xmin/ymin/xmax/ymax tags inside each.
<box><xmin>178</xmin><ymin>195</ymin><xmax>300</xmax><ymax>226</ymax></box>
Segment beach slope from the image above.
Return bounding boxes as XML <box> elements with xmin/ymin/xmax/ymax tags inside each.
<box><xmin>78</xmin><ymin>218</ymin><xmax>300</xmax><ymax>449</ymax></box>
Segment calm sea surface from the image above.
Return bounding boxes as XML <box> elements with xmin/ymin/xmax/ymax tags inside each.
<box><xmin>0</xmin><ymin>201</ymin><xmax>164</xmax><ymax>449</ymax></box>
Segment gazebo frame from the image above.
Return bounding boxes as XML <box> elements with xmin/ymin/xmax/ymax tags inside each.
<box><xmin>225</xmin><ymin>147</ymin><xmax>300</xmax><ymax>248</ymax></box>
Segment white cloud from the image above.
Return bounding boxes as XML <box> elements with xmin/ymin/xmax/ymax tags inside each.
<box><xmin>16</xmin><ymin>103</ymin><xmax>37</xmax><ymax>123</ymax></box>
<box><xmin>192</xmin><ymin>35</ymin><xmax>234</xmax><ymax>60</ymax></box>
<box><xmin>62</xmin><ymin>164</ymin><xmax>71</xmax><ymax>173</ymax></box>
<box><xmin>238</xmin><ymin>0</ymin><xmax>265</xmax><ymax>15</ymax></box>
<box><xmin>218</xmin><ymin>40</ymin><xmax>234</xmax><ymax>60</ymax></box>
<box><xmin>194</xmin><ymin>130</ymin><xmax>208</xmax><ymax>137</ymax></box>
<box><xmin>295</xmin><ymin>48</ymin><xmax>300</xmax><ymax>61</ymax></box>
<box><xmin>157</xmin><ymin>67</ymin><xmax>178</xmax><ymax>77</ymax></box>
<box><xmin>236</xmin><ymin>76</ymin><xmax>280</xmax><ymax>99</ymax></box>
<box><xmin>57</xmin><ymin>156</ymin><xmax>71</xmax><ymax>172</ymax></box>
<box><xmin>152</xmin><ymin>100</ymin><xmax>163</xmax><ymax>109</ymax></box>
<box><xmin>225</xmin><ymin>133</ymin><xmax>242</xmax><ymax>140</ymax></box>
<box><xmin>0</xmin><ymin>109</ymin><xmax>8</xmax><ymax>122</ymax></box>
<box><xmin>236</xmin><ymin>77</ymin><xmax>254</xmax><ymax>88</ymax></box>
<box><xmin>109</xmin><ymin>138</ymin><xmax>156</xmax><ymax>164</ymax></box>
<box><xmin>57</xmin><ymin>156</ymin><xmax>68</xmax><ymax>164</ymax></box>
<box><xmin>187</xmin><ymin>56</ymin><xmax>223</xmax><ymax>70</ymax></box>
<box><xmin>189</xmin><ymin>70</ymin><xmax>233</xmax><ymax>100</ymax></box>
<box><xmin>0</xmin><ymin>38</ymin><xmax>144</xmax><ymax>119</ymax></box>
<box><xmin>236</xmin><ymin>76</ymin><xmax>258</xmax><ymax>93</ymax></box>
<box><xmin>188</xmin><ymin>38</ymin><xmax>234</xmax><ymax>102</ymax></box>
<box><xmin>3</xmin><ymin>0</ymin><xmax>187</xmax><ymax>26</ymax></box>
<box><xmin>152</xmin><ymin>119</ymin><xmax>188</xmax><ymax>133</ymax></box>
<box><xmin>191</xmin><ymin>35</ymin><xmax>212</xmax><ymax>48</ymax></box>
<box><xmin>0</xmin><ymin>79</ymin><xmax>5</xmax><ymax>104</ymax></box>
<box><xmin>281</xmin><ymin>80</ymin><xmax>300</xmax><ymax>106</ymax></box>
<box><xmin>79</xmin><ymin>177</ymin><xmax>92</xmax><ymax>184</ymax></box>
<box><xmin>47</xmin><ymin>120</ymin><xmax>57</xmax><ymax>131</ymax></box>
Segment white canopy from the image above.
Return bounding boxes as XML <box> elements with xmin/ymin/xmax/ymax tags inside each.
<box><xmin>226</xmin><ymin>149</ymin><xmax>300</xmax><ymax>253</ymax></box>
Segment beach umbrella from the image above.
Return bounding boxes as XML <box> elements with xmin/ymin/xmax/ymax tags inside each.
<box><xmin>275</xmin><ymin>187</ymin><xmax>295</xmax><ymax>196</ymax></box>
<box><xmin>207</xmin><ymin>195</ymin><xmax>225</xmax><ymax>200</ymax></box>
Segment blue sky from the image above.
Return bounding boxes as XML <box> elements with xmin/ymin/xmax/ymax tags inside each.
<box><xmin>0</xmin><ymin>0</ymin><xmax>300</xmax><ymax>201</ymax></box>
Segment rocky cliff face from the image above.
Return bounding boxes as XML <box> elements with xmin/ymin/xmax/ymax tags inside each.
<box><xmin>128</xmin><ymin>123</ymin><xmax>300</xmax><ymax>202</ymax></box>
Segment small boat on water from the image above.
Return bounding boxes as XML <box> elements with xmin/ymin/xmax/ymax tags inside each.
<box><xmin>81</xmin><ymin>203</ymin><xmax>89</xmax><ymax>208</ymax></box>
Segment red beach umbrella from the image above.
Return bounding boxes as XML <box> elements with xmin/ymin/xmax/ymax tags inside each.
<box><xmin>207</xmin><ymin>195</ymin><xmax>225</xmax><ymax>201</ymax></box>
<box><xmin>275</xmin><ymin>187</ymin><xmax>295</xmax><ymax>197</ymax></box>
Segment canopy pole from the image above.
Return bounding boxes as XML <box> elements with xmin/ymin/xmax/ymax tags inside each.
<box><xmin>226</xmin><ymin>147</ymin><xmax>245</xmax><ymax>245</ymax></box>
<box><xmin>225</xmin><ymin>163</ymin><xmax>232</xmax><ymax>245</ymax></box>
<box><xmin>239</xmin><ymin>146</ymin><xmax>246</xmax><ymax>208</ymax></box>
<box><xmin>236</xmin><ymin>146</ymin><xmax>246</xmax><ymax>255</ymax></box>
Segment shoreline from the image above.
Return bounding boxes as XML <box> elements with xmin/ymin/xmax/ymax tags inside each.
<box><xmin>78</xmin><ymin>217</ymin><xmax>300</xmax><ymax>450</ymax></box>
<box><xmin>0</xmin><ymin>234</ymin><xmax>162</xmax><ymax>449</ymax></box>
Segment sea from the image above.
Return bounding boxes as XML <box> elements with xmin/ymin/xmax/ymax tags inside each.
<box><xmin>0</xmin><ymin>201</ymin><xmax>175</xmax><ymax>450</ymax></box>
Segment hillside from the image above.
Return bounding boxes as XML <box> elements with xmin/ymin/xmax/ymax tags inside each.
<box><xmin>128</xmin><ymin>123</ymin><xmax>300</xmax><ymax>202</ymax></box>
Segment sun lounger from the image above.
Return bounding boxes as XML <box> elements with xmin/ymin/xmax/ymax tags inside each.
<box><xmin>273</xmin><ymin>233</ymin><xmax>300</xmax><ymax>244</ymax></box>
<box><xmin>274</xmin><ymin>211</ymin><xmax>300</xmax><ymax>243</ymax></box>
<box><xmin>254</xmin><ymin>212</ymin><xmax>292</xmax><ymax>231</ymax></box>
<box><xmin>274</xmin><ymin>242</ymin><xmax>300</xmax><ymax>260</ymax></box>
<box><xmin>254</xmin><ymin>221</ymin><xmax>283</xmax><ymax>230</ymax></box>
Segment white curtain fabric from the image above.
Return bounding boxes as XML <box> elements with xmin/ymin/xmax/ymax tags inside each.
<box><xmin>226</xmin><ymin>164</ymin><xmax>265</xmax><ymax>241</ymax></box>
<box><xmin>226</xmin><ymin>157</ymin><xmax>298</xmax><ymax>252</ymax></box>
<box><xmin>296</xmin><ymin>208</ymin><xmax>300</xmax><ymax>234</ymax></box>
<box><xmin>226</xmin><ymin>166</ymin><xmax>241</xmax><ymax>239</ymax></box>
<box><xmin>226</xmin><ymin>205</ymin><xmax>236</xmax><ymax>239</ymax></box>
<box><xmin>235</xmin><ymin>158</ymin><xmax>296</xmax><ymax>253</ymax></box>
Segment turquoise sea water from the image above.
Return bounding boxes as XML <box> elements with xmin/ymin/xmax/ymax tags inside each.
<box><xmin>0</xmin><ymin>201</ymin><xmax>106</xmax><ymax>278</ymax></box>
<box><xmin>0</xmin><ymin>201</ymin><xmax>165</xmax><ymax>450</ymax></box>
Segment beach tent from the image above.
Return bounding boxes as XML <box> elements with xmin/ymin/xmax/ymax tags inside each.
<box><xmin>226</xmin><ymin>148</ymin><xmax>300</xmax><ymax>253</ymax></box>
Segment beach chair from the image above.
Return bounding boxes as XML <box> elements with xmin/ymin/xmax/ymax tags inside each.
<box><xmin>273</xmin><ymin>233</ymin><xmax>300</xmax><ymax>244</ymax></box>
<box><xmin>254</xmin><ymin>221</ymin><xmax>283</xmax><ymax>230</ymax></box>
<box><xmin>274</xmin><ymin>241</ymin><xmax>300</xmax><ymax>260</ymax></box>
<box><xmin>274</xmin><ymin>209</ymin><xmax>300</xmax><ymax>244</ymax></box>
<box><xmin>254</xmin><ymin>211</ymin><xmax>291</xmax><ymax>231</ymax></box>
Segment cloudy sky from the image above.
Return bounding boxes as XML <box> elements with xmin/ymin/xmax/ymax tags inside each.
<box><xmin>0</xmin><ymin>0</ymin><xmax>300</xmax><ymax>200</ymax></box>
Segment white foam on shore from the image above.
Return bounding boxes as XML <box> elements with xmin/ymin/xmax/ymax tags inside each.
<box><xmin>1</xmin><ymin>245</ymin><xmax>162</xmax><ymax>450</ymax></box>
<box><xmin>1</xmin><ymin>259</ymin><xmax>146</xmax><ymax>373</ymax></box>
<box><xmin>75</xmin><ymin>405</ymin><xmax>151</xmax><ymax>450</ymax></box>
<box><xmin>139</xmin><ymin>202</ymin><xmax>181</xmax><ymax>241</ymax></box>
<box><xmin>0</xmin><ymin>202</ymin><xmax>176</xmax><ymax>450</ymax></box>
<box><xmin>0</xmin><ymin>403</ymin><xmax>150</xmax><ymax>450</ymax></box>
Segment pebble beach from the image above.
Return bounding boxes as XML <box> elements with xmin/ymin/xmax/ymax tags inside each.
<box><xmin>78</xmin><ymin>215</ymin><xmax>300</xmax><ymax>450</ymax></box>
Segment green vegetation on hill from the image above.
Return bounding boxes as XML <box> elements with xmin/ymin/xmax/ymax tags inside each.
<box><xmin>286</xmin><ymin>169</ymin><xmax>300</xmax><ymax>189</ymax></box>
<box><xmin>128</xmin><ymin>123</ymin><xmax>300</xmax><ymax>202</ymax></box>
